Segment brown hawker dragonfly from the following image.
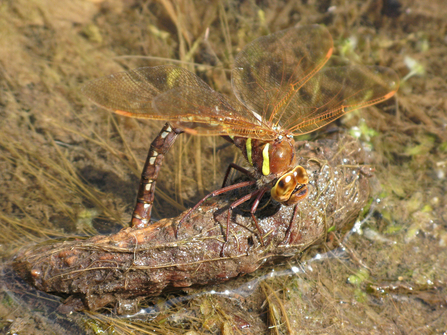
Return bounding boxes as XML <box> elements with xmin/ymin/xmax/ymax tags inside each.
<box><xmin>82</xmin><ymin>24</ymin><xmax>399</xmax><ymax>243</ymax></box>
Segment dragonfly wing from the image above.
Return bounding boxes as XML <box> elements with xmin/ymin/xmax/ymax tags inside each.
<box><xmin>153</xmin><ymin>86</ymin><xmax>277</xmax><ymax>139</ymax></box>
<box><xmin>232</xmin><ymin>25</ymin><xmax>333</xmax><ymax>125</ymax></box>
<box><xmin>81</xmin><ymin>65</ymin><xmax>213</xmax><ymax>120</ymax></box>
<box><xmin>285</xmin><ymin>65</ymin><xmax>400</xmax><ymax>134</ymax></box>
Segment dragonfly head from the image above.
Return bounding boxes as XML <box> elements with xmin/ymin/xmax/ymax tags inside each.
<box><xmin>271</xmin><ymin>165</ymin><xmax>309</xmax><ymax>205</ymax></box>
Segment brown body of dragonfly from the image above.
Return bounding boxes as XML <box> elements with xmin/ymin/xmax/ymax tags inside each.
<box><xmin>82</xmin><ymin>25</ymin><xmax>399</xmax><ymax>243</ymax></box>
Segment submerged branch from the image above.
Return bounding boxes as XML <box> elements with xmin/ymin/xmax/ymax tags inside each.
<box><xmin>13</xmin><ymin>134</ymin><xmax>371</xmax><ymax>313</ymax></box>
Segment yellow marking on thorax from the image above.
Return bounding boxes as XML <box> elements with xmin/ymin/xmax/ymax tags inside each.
<box><xmin>262</xmin><ymin>143</ymin><xmax>270</xmax><ymax>176</ymax></box>
<box><xmin>246</xmin><ymin>138</ymin><xmax>253</xmax><ymax>165</ymax></box>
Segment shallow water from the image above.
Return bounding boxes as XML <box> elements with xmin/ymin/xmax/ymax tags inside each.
<box><xmin>1</xmin><ymin>0</ymin><xmax>446</xmax><ymax>333</ymax></box>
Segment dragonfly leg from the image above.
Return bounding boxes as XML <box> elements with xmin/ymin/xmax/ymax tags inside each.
<box><xmin>177</xmin><ymin>180</ymin><xmax>256</xmax><ymax>238</ymax></box>
<box><xmin>221</xmin><ymin>163</ymin><xmax>252</xmax><ymax>187</ymax></box>
<box><xmin>220</xmin><ymin>188</ymin><xmax>264</xmax><ymax>256</ymax></box>
<box><xmin>131</xmin><ymin>123</ymin><xmax>183</xmax><ymax>228</ymax></box>
<box><xmin>224</xmin><ymin>187</ymin><xmax>267</xmax><ymax>245</ymax></box>
<box><xmin>225</xmin><ymin>191</ymin><xmax>257</xmax><ymax>241</ymax></box>
<box><xmin>283</xmin><ymin>204</ymin><xmax>299</xmax><ymax>244</ymax></box>
<box><xmin>249</xmin><ymin>188</ymin><xmax>267</xmax><ymax>245</ymax></box>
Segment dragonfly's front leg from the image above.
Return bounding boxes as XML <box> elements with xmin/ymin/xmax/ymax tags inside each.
<box><xmin>177</xmin><ymin>180</ymin><xmax>256</xmax><ymax>237</ymax></box>
<box><xmin>221</xmin><ymin>163</ymin><xmax>252</xmax><ymax>187</ymax></box>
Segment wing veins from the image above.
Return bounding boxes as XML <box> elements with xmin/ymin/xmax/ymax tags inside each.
<box><xmin>271</xmin><ymin>49</ymin><xmax>333</xmax><ymax>128</ymax></box>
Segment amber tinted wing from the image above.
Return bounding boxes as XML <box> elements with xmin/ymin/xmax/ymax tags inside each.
<box><xmin>152</xmin><ymin>86</ymin><xmax>278</xmax><ymax>139</ymax></box>
<box><xmin>232</xmin><ymin>25</ymin><xmax>399</xmax><ymax>134</ymax></box>
<box><xmin>285</xmin><ymin>65</ymin><xmax>400</xmax><ymax>135</ymax></box>
<box><xmin>232</xmin><ymin>25</ymin><xmax>334</xmax><ymax>125</ymax></box>
<box><xmin>81</xmin><ymin>65</ymin><xmax>214</xmax><ymax>120</ymax></box>
<box><xmin>82</xmin><ymin>64</ymin><xmax>275</xmax><ymax>138</ymax></box>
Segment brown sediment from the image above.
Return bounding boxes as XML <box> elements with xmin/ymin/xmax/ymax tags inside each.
<box><xmin>13</xmin><ymin>134</ymin><xmax>370</xmax><ymax>312</ymax></box>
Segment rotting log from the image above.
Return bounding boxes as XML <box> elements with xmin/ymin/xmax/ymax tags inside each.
<box><xmin>13</xmin><ymin>134</ymin><xmax>371</xmax><ymax>313</ymax></box>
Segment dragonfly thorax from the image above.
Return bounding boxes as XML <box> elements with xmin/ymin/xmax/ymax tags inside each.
<box><xmin>229</xmin><ymin>136</ymin><xmax>296</xmax><ymax>178</ymax></box>
<box><xmin>244</xmin><ymin>136</ymin><xmax>309</xmax><ymax>206</ymax></box>
<box><xmin>266</xmin><ymin>137</ymin><xmax>296</xmax><ymax>175</ymax></box>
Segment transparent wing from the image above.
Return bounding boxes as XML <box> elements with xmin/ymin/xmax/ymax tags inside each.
<box><xmin>82</xmin><ymin>64</ymin><xmax>276</xmax><ymax>138</ymax></box>
<box><xmin>285</xmin><ymin>65</ymin><xmax>400</xmax><ymax>135</ymax></box>
<box><xmin>231</xmin><ymin>25</ymin><xmax>398</xmax><ymax>134</ymax></box>
<box><xmin>82</xmin><ymin>26</ymin><xmax>399</xmax><ymax>140</ymax></box>
<box><xmin>153</xmin><ymin>86</ymin><xmax>278</xmax><ymax>139</ymax></box>
<box><xmin>81</xmin><ymin>65</ymin><xmax>214</xmax><ymax>120</ymax></box>
<box><xmin>231</xmin><ymin>25</ymin><xmax>334</xmax><ymax>125</ymax></box>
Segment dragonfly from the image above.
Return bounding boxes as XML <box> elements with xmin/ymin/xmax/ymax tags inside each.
<box><xmin>82</xmin><ymin>24</ymin><xmax>399</xmax><ymax>244</ymax></box>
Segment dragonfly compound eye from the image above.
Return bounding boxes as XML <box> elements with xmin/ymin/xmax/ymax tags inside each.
<box><xmin>271</xmin><ymin>166</ymin><xmax>309</xmax><ymax>204</ymax></box>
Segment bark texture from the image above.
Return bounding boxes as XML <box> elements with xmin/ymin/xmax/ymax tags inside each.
<box><xmin>13</xmin><ymin>134</ymin><xmax>371</xmax><ymax>312</ymax></box>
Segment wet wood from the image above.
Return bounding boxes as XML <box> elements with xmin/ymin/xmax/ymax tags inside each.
<box><xmin>13</xmin><ymin>134</ymin><xmax>371</xmax><ymax>313</ymax></box>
